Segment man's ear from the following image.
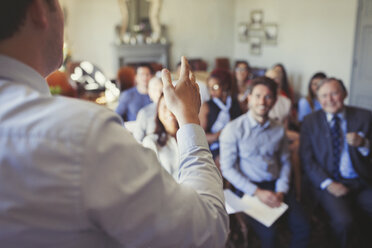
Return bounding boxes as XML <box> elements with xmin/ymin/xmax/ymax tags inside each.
<box><xmin>28</xmin><ymin>0</ymin><xmax>48</xmax><ymax>29</ymax></box>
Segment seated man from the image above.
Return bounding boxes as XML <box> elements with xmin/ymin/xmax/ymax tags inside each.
<box><xmin>300</xmin><ymin>78</ymin><xmax>372</xmax><ymax>248</ymax></box>
<box><xmin>220</xmin><ymin>77</ymin><xmax>309</xmax><ymax>248</ymax></box>
<box><xmin>133</xmin><ymin>76</ymin><xmax>163</xmax><ymax>142</ymax></box>
<box><xmin>115</xmin><ymin>63</ymin><xmax>153</xmax><ymax>121</ymax></box>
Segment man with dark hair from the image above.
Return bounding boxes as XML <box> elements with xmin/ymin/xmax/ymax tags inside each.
<box><xmin>0</xmin><ymin>0</ymin><xmax>228</xmax><ymax>247</ymax></box>
<box><xmin>300</xmin><ymin>77</ymin><xmax>372</xmax><ymax>248</ymax></box>
<box><xmin>115</xmin><ymin>63</ymin><xmax>153</xmax><ymax>121</ymax></box>
<box><xmin>220</xmin><ymin>76</ymin><xmax>309</xmax><ymax>248</ymax></box>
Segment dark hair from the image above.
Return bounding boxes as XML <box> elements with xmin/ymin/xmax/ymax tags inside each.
<box><xmin>249</xmin><ymin>76</ymin><xmax>278</xmax><ymax>99</ymax></box>
<box><xmin>306</xmin><ymin>72</ymin><xmax>326</xmax><ymax>110</ymax></box>
<box><xmin>154</xmin><ymin>94</ymin><xmax>179</xmax><ymax>147</ymax></box>
<box><xmin>273</xmin><ymin>63</ymin><xmax>291</xmax><ymax>99</ymax></box>
<box><xmin>0</xmin><ymin>0</ymin><xmax>56</xmax><ymax>41</ymax></box>
<box><xmin>0</xmin><ymin>1</ymin><xmax>33</xmax><ymax>40</ymax></box>
<box><xmin>234</xmin><ymin>60</ymin><xmax>251</xmax><ymax>73</ymax></box>
<box><xmin>136</xmin><ymin>63</ymin><xmax>154</xmax><ymax>75</ymax></box>
<box><xmin>208</xmin><ymin>68</ymin><xmax>233</xmax><ymax>93</ymax></box>
<box><xmin>316</xmin><ymin>77</ymin><xmax>347</xmax><ymax>95</ymax></box>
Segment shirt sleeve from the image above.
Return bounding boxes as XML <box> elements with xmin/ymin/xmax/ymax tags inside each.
<box><xmin>132</xmin><ymin>109</ymin><xmax>147</xmax><ymax>142</ymax></box>
<box><xmin>275</xmin><ymin>132</ymin><xmax>291</xmax><ymax>194</ymax></box>
<box><xmin>81</xmin><ymin>110</ymin><xmax>229</xmax><ymax>247</ymax></box>
<box><xmin>298</xmin><ymin>98</ymin><xmax>311</xmax><ymax>122</ymax></box>
<box><xmin>357</xmin><ymin>131</ymin><xmax>370</xmax><ymax>156</ymax></box>
<box><xmin>219</xmin><ymin>123</ymin><xmax>258</xmax><ymax>196</ymax></box>
<box><xmin>115</xmin><ymin>93</ymin><xmax>128</xmax><ymax>121</ymax></box>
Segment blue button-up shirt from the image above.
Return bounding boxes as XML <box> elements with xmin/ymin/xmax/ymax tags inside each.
<box><xmin>220</xmin><ymin>111</ymin><xmax>291</xmax><ymax>196</ymax></box>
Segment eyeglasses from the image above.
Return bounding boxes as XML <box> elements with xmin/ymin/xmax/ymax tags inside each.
<box><xmin>235</xmin><ymin>68</ymin><xmax>248</xmax><ymax>72</ymax></box>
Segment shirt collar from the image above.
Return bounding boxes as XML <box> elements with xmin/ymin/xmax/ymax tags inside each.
<box><xmin>0</xmin><ymin>54</ymin><xmax>51</xmax><ymax>96</ymax></box>
<box><xmin>247</xmin><ymin>111</ymin><xmax>271</xmax><ymax>129</ymax></box>
<box><xmin>325</xmin><ymin>109</ymin><xmax>345</xmax><ymax>123</ymax></box>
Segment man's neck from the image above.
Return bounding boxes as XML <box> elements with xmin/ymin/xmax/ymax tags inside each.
<box><xmin>136</xmin><ymin>85</ymin><xmax>148</xmax><ymax>94</ymax></box>
<box><xmin>0</xmin><ymin>37</ymin><xmax>46</xmax><ymax>77</ymax></box>
<box><xmin>249</xmin><ymin>111</ymin><xmax>269</xmax><ymax>125</ymax></box>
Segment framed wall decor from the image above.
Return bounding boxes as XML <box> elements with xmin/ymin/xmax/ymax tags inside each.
<box><xmin>250</xmin><ymin>37</ymin><xmax>262</xmax><ymax>55</ymax></box>
<box><xmin>250</xmin><ymin>10</ymin><xmax>264</xmax><ymax>28</ymax></box>
<box><xmin>263</xmin><ymin>23</ymin><xmax>278</xmax><ymax>45</ymax></box>
<box><xmin>238</xmin><ymin>23</ymin><xmax>249</xmax><ymax>42</ymax></box>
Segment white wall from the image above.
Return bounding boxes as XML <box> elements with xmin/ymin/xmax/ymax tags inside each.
<box><xmin>233</xmin><ymin>0</ymin><xmax>358</xmax><ymax>96</ymax></box>
<box><xmin>61</xmin><ymin>0</ymin><xmax>236</xmax><ymax>78</ymax></box>
<box><xmin>61</xmin><ymin>0</ymin><xmax>121</xmax><ymax>78</ymax></box>
<box><xmin>160</xmin><ymin>0</ymin><xmax>235</xmax><ymax>70</ymax></box>
<box><xmin>61</xmin><ymin>0</ymin><xmax>358</xmax><ymax>96</ymax></box>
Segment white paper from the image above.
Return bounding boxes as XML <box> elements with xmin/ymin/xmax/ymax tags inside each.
<box><xmin>224</xmin><ymin>189</ymin><xmax>288</xmax><ymax>227</ymax></box>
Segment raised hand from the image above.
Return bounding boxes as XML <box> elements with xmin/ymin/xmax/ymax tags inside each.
<box><xmin>161</xmin><ymin>56</ymin><xmax>201</xmax><ymax>126</ymax></box>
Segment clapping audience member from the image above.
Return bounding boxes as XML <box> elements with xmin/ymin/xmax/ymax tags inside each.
<box><xmin>233</xmin><ymin>60</ymin><xmax>252</xmax><ymax>113</ymax></box>
<box><xmin>297</xmin><ymin>72</ymin><xmax>326</xmax><ymax>123</ymax></box>
<box><xmin>199</xmin><ymin>69</ymin><xmax>242</xmax><ymax>166</ymax></box>
<box><xmin>116</xmin><ymin>63</ymin><xmax>153</xmax><ymax>121</ymax></box>
<box><xmin>133</xmin><ymin>76</ymin><xmax>163</xmax><ymax>142</ymax></box>
<box><xmin>143</xmin><ymin>94</ymin><xmax>179</xmax><ymax>179</ymax></box>
<box><xmin>300</xmin><ymin>78</ymin><xmax>372</xmax><ymax>248</ymax></box>
<box><xmin>0</xmin><ymin>0</ymin><xmax>229</xmax><ymax>244</ymax></box>
<box><xmin>220</xmin><ymin>77</ymin><xmax>310</xmax><ymax>248</ymax></box>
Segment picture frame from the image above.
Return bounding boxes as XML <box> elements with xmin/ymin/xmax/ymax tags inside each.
<box><xmin>238</xmin><ymin>22</ymin><xmax>249</xmax><ymax>42</ymax></box>
<box><xmin>250</xmin><ymin>10</ymin><xmax>264</xmax><ymax>28</ymax></box>
<box><xmin>263</xmin><ymin>23</ymin><xmax>278</xmax><ymax>45</ymax></box>
<box><xmin>250</xmin><ymin>37</ymin><xmax>262</xmax><ymax>55</ymax></box>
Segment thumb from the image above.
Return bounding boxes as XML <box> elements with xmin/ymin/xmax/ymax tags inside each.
<box><xmin>161</xmin><ymin>68</ymin><xmax>174</xmax><ymax>94</ymax></box>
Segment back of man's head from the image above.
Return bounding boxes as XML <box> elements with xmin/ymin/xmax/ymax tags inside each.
<box><xmin>0</xmin><ymin>1</ymin><xmax>33</xmax><ymax>41</ymax></box>
<box><xmin>249</xmin><ymin>76</ymin><xmax>278</xmax><ymax>98</ymax></box>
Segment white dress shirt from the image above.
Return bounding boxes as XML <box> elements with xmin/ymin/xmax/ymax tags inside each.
<box><xmin>142</xmin><ymin>134</ymin><xmax>179</xmax><ymax>179</ymax></box>
<box><xmin>0</xmin><ymin>55</ymin><xmax>228</xmax><ymax>248</ymax></box>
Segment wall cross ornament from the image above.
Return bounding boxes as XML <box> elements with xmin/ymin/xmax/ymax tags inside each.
<box><xmin>238</xmin><ymin>10</ymin><xmax>278</xmax><ymax>55</ymax></box>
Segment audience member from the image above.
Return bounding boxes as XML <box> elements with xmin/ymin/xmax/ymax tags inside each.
<box><xmin>199</xmin><ymin>69</ymin><xmax>242</xmax><ymax>162</ymax></box>
<box><xmin>133</xmin><ymin>76</ymin><xmax>163</xmax><ymax>142</ymax></box>
<box><xmin>0</xmin><ymin>1</ymin><xmax>229</xmax><ymax>246</ymax></box>
<box><xmin>115</xmin><ymin>63</ymin><xmax>153</xmax><ymax>121</ymax></box>
<box><xmin>233</xmin><ymin>60</ymin><xmax>252</xmax><ymax>113</ymax></box>
<box><xmin>297</xmin><ymin>72</ymin><xmax>326</xmax><ymax>122</ymax></box>
<box><xmin>266</xmin><ymin>67</ymin><xmax>301</xmax><ymax>198</ymax></box>
<box><xmin>143</xmin><ymin>94</ymin><xmax>179</xmax><ymax>179</ymax></box>
<box><xmin>272</xmin><ymin>63</ymin><xmax>295</xmax><ymax>103</ymax></box>
<box><xmin>265</xmin><ymin>68</ymin><xmax>292</xmax><ymax>123</ymax></box>
<box><xmin>220</xmin><ymin>76</ymin><xmax>310</xmax><ymax>248</ymax></box>
<box><xmin>117</xmin><ymin>66</ymin><xmax>135</xmax><ymax>91</ymax></box>
<box><xmin>300</xmin><ymin>78</ymin><xmax>372</xmax><ymax>248</ymax></box>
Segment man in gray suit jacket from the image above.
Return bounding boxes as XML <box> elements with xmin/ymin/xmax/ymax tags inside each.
<box><xmin>300</xmin><ymin>78</ymin><xmax>372</xmax><ymax>248</ymax></box>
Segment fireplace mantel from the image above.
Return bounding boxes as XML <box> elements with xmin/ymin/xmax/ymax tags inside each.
<box><xmin>113</xmin><ymin>43</ymin><xmax>170</xmax><ymax>70</ymax></box>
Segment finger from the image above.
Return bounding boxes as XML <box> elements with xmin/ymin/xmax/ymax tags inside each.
<box><xmin>161</xmin><ymin>69</ymin><xmax>174</xmax><ymax>92</ymax></box>
<box><xmin>189</xmin><ymin>71</ymin><xmax>196</xmax><ymax>84</ymax></box>
<box><xmin>179</xmin><ymin>56</ymin><xmax>190</xmax><ymax>81</ymax></box>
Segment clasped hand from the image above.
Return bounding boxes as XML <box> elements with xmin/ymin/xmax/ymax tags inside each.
<box><xmin>255</xmin><ymin>188</ymin><xmax>284</xmax><ymax>208</ymax></box>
